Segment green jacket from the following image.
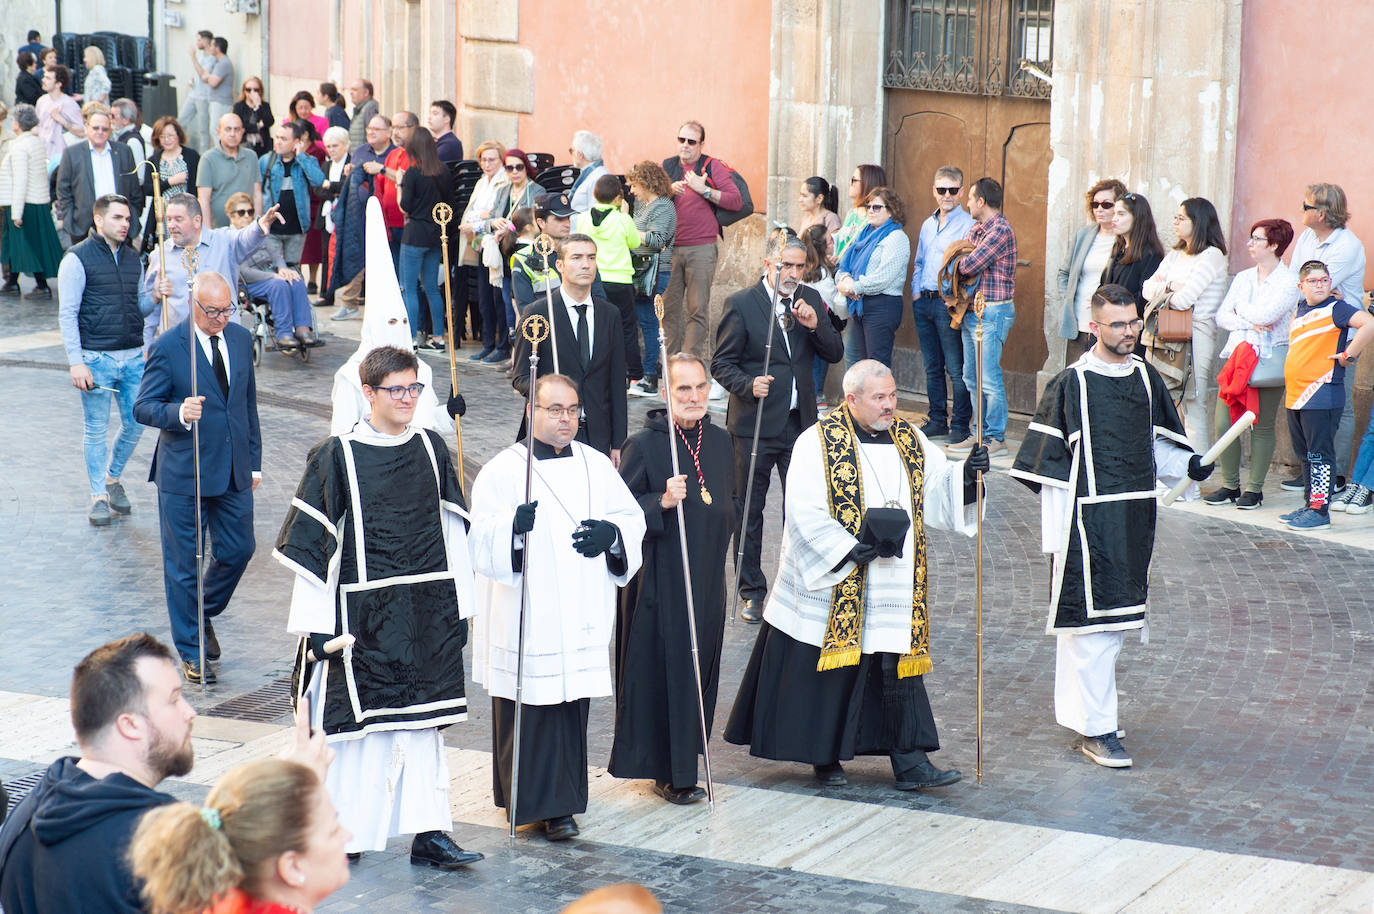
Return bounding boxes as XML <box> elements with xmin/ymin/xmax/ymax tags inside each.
<box><xmin>574</xmin><ymin>204</ymin><xmax>640</xmax><ymax>284</ymax></box>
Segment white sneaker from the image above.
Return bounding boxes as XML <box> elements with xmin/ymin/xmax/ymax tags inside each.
<box><xmin>1345</xmin><ymin>485</ymin><xmax>1373</xmax><ymax>515</ymax></box>
<box><xmin>709</xmin><ymin>380</ymin><xmax>727</xmax><ymax>401</ymax></box>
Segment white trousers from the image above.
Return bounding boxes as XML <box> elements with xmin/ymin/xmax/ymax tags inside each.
<box><xmin>1054</xmin><ymin>630</ymin><xmax>1125</xmax><ymax>737</ymax></box>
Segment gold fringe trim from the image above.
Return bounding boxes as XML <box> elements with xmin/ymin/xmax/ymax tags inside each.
<box><xmin>898</xmin><ymin>653</ymin><xmax>932</xmax><ymax>679</ymax></box>
<box><xmin>817</xmin><ymin>646</ymin><xmax>863</xmax><ymax>671</ymax></box>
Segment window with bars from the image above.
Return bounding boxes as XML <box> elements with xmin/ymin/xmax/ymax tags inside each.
<box><xmin>885</xmin><ymin>0</ymin><xmax>1054</xmax><ymax>98</ymax></box>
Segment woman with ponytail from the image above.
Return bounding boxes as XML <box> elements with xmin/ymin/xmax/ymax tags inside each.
<box><xmin>129</xmin><ymin>759</ymin><xmax>350</xmax><ymax>914</ymax></box>
<box><xmin>797</xmin><ymin>176</ymin><xmax>841</xmax><ymax>255</ymax></box>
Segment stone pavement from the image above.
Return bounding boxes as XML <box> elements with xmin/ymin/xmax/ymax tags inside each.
<box><xmin>2</xmin><ymin>292</ymin><xmax>1373</xmax><ymax>912</ymax></box>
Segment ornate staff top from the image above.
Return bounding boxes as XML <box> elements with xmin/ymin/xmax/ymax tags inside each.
<box><xmin>181</xmin><ymin>247</ymin><xmax>199</xmax><ymax>287</ymax></box>
<box><xmin>533</xmin><ymin>233</ymin><xmax>555</xmax><ymax>267</ymax></box>
<box><xmin>432</xmin><ymin>201</ymin><xmax>453</xmax><ymax>241</ymax></box>
<box><xmin>521</xmin><ymin>313</ymin><xmax>550</xmax><ymax>345</ymax></box>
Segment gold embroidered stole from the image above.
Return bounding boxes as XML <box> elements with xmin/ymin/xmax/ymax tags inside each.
<box><xmin>816</xmin><ymin>407</ymin><xmax>931</xmax><ymax>678</ymax></box>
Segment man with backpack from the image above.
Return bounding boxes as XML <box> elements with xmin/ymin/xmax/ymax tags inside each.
<box><xmin>661</xmin><ymin>121</ymin><xmax>750</xmax><ymax>372</ymax></box>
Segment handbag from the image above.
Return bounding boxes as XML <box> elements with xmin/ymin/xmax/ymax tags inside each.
<box><xmin>1248</xmin><ymin>342</ymin><xmax>1288</xmax><ymax>388</ymax></box>
<box><xmin>1144</xmin><ymin>291</ymin><xmax>1193</xmax><ymax>343</ymax></box>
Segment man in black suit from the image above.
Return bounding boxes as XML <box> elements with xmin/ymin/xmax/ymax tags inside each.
<box><xmin>54</xmin><ymin>104</ymin><xmax>145</xmax><ymax>245</ymax></box>
<box><xmin>711</xmin><ymin>232</ymin><xmax>844</xmax><ymax>621</ymax></box>
<box><xmin>512</xmin><ymin>234</ymin><xmax>628</xmax><ymax>465</ymax></box>
<box><xmin>133</xmin><ymin>270</ymin><xmax>262</xmax><ymax>684</ymax></box>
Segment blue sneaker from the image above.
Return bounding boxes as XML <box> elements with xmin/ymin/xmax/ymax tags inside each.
<box><xmin>468</xmin><ymin>346</ymin><xmax>495</xmax><ymax>362</ymax></box>
<box><xmin>1278</xmin><ymin>508</ymin><xmax>1301</xmax><ymax>523</ymax></box>
<box><xmin>1286</xmin><ymin>508</ymin><xmax>1331</xmax><ymax>529</ymax></box>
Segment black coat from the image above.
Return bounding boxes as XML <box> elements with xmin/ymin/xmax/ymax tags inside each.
<box><xmin>142</xmin><ymin>146</ymin><xmax>201</xmax><ymax>201</ymax></box>
<box><xmin>512</xmin><ymin>293</ymin><xmax>628</xmax><ymax>455</ymax></box>
<box><xmin>1103</xmin><ymin>249</ymin><xmax>1164</xmax><ymax>319</ymax></box>
<box><xmin>711</xmin><ymin>281</ymin><xmax>844</xmax><ymax>438</ymax></box>
<box><xmin>14</xmin><ymin>70</ymin><xmax>42</xmax><ymax>106</ymax></box>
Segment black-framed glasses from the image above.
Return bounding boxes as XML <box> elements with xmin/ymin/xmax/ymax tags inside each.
<box><xmin>196</xmin><ymin>301</ymin><xmax>238</xmax><ymax>320</ymax></box>
<box><xmin>232</xmin><ymin>208</ymin><xmax>253</xmax><ymax>217</ymax></box>
<box><xmin>1091</xmin><ymin>200</ymin><xmax>1116</xmax><ymax>210</ymax></box>
<box><xmin>866</xmin><ymin>203</ymin><xmax>887</xmax><ymax>212</ymax></box>
<box><xmin>1095</xmin><ymin>318</ymin><xmax>1144</xmax><ymax>332</ymax></box>
<box><xmin>369</xmin><ymin>382</ymin><xmax>425</xmax><ymax>400</ymax></box>
<box><xmin>535</xmin><ymin>405</ymin><xmax>578</xmax><ymax>418</ymax></box>
<box><xmin>676</xmin><ymin>136</ymin><xmax>700</xmax><ymax>146</ymax></box>
<box><xmin>935</xmin><ymin>186</ymin><xmax>961</xmax><ymax>196</ymax></box>
<box><xmin>1302</xmin><ymin>201</ymin><xmax>1320</xmax><ymax>211</ymax></box>
<box><xmin>505</xmin><ymin>162</ymin><xmax>525</xmax><ymax>172</ymax></box>
<box><xmin>1247</xmin><ymin>235</ymin><xmax>1269</xmax><ymax>244</ymax></box>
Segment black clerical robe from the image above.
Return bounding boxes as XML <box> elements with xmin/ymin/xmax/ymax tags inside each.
<box><xmin>609</xmin><ymin>410</ymin><xmax>737</xmax><ymax>788</ymax></box>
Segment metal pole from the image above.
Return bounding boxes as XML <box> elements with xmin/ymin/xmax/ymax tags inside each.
<box><xmin>727</xmin><ymin>262</ymin><xmax>784</xmax><ymax>624</ymax></box>
<box><xmin>183</xmin><ymin>249</ymin><xmax>206</xmax><ymax>692</ymax></box>
<box><xmin>433</xmin><ymin>201</ymin><xmax>464</xmax><ymax>497</ymax></box>
<box><xmin>533</xmin><ymin>233</ymin><xmax>560</xmax><ymax>375</ymax></box>
<box><xmin>509</xmin><ymin>313</ymin><xmax>550</xmax><ymax>842</ymax></box>
<box><xmin>972</xmin><ymin>291</ymin><xmax>986</xmax><ymax>783</ymax></box>
<box><xmin>653</xmin><ymin>296</ymin><xmax>716</xmax><ymax>807</ymax></box>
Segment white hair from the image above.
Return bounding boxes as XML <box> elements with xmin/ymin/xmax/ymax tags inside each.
<box><xmin>571</xmin><ymin>130</ymin><xmax>602</xmax><ymax>162</ymax></box>
<box><xmin>842</xmin><ymin>359</ymin><xmax>893</xmax><ymax>397</ymax></box>
<box><xmin>323</xmin><ymin>125</ymin><xmax>349</xmax><ymax>146</ymax></box>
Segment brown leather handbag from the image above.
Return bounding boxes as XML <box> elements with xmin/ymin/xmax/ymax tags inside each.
<box><xmin>1144</xmin><ymin>292</ymin><xmax>1193</xmax><ymax>343</ymax></box>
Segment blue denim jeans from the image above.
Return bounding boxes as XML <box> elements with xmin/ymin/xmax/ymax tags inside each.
<box><xmin>399</xmin><ymin>243</ymin><xmax>444</xmax><ymax>339</ymax></box>
<box><xmin>245</xmin><ymin>277</ymin><xmax>314</xmax><ymax>332</ymax></box>
<box><xmin>79</xmin><ymin>350</ymin><xmax>146</xmax><ymax>497</ymax></box>
<box><xmin>911</xmin><ymin>292</ymin><xmax>971</xmax><ymax>435</ymax></box>
<box><xmin>1350</xmin><ymin>397</ymin><xmax>1374</xmax><ymax>490</ymax></box>
<box><xmin>635</xmin><ymin>271</ymin><xmax>671</xmax><ymax>377</ymax></box>
<box><xmin>847</xmin><ymin>293</ymin><xmax>903</xmax><ymax>367</ymax></box>
<box><xmin>961</xmin><ymin>301</ymin><xmax>1015</xmax><ymax>441</ymax></box>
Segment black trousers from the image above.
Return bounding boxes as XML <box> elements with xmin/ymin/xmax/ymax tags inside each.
<box><xmin>601</xmin><ymin>280</ymin><xmax>642</xmax><ymax>380</ymax></box>
<box><xmin>732</xmin><ymin>409</ymin><xmax>802</xmax><ymax>600</ymax></box>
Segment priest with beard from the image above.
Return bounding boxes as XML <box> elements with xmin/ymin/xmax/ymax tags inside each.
<box><xmin>273</xmin><ymin>344</ymin><xmax>483</xmax><ymax>869</ymax></box>
<box><xmin>725</xmin><ymin>360</ymin><xmax>987</xmax><ymax>790</ymax></box>
<box><xmin>469</xmin><ymin>373</ymin><xmax>645</xmax><ymax>841</ymax></box>
<box><xmin>609</xmin><ymin>352</ymin><xmax>737</xmax><ymax>804</ymax></box>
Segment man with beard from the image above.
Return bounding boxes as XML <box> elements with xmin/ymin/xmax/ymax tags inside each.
<box><xmin>726</xmin><ymin>360</ymin><xmax>985</xmax><ymax>790</ymax></box>
<box><xmin>1011</xmin><ymin>284</ymin><xmax>1213</xmax><ymax>768</ymax></box>
<box><xmin>0</xmin><ymin>634</ymin><xmax>198</xmax><ymax>912</ymax></box>
<box><xmin>609</xmin><ymin>352</ymin><xmax>736</xmax><ymax>804</ymax></box>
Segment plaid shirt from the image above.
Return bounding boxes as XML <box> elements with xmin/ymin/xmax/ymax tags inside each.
<box><xmin>960</xmin><ymin>211</ymin><xmax>1018</xmax><ymax>302</ymax></box>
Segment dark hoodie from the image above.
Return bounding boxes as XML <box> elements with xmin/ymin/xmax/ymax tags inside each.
<box><xmin>0</xmin><ymin>757</ymin><xmax>174</xmax><ymax>914</ymax></box>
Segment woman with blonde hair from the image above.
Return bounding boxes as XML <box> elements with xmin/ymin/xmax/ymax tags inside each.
<box><xmin>129</xmin><ymin>759</ymin><xmax>351</xmax><ymax>914</ymax></box>
<box><xmin>458</xmin><ymin>139</ymin><xmax>510</xmax><ymax>362</ymax></box>
<box><xmin>82</xmin><ymin>47</ymin><xmax>110</xmax><ymax>105</ymax></box>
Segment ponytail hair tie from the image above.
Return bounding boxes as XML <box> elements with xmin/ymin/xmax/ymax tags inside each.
<box><xmin>200</xmin><ymin>806</ymin><xmax>222</xmax><ymax>830</ymax></box>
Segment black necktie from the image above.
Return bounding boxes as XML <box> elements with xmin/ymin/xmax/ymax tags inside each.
<box><xmin>574</xmin><ymin>304</ymin><xmax>590</xmax><ymax>369</ymax></box>
<box><xmin>210</xmin><ymin>335</ymin><xmax>230</xmax><ymax>398</ymax></box>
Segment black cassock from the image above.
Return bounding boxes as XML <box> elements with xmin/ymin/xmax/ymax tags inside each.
<box><xmin>1010</xmin><ymin>355</ymin><xmax>1191</xmax><ymax>633</ymax></box>
<box><xmin>608</xmin><ymin>410</ymin><xmax>736</xmax><ymax>789</ymax></box>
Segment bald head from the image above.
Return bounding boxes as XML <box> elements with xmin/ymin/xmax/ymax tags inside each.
<box><xmin>217</xmin><ymin>112</ymin><xmax>244</xmax><ymax>152</ymax></box>
<box><xmin>191</xmin><ymin>271</ymin><xmax>234</xmax><ymax>333</ymax></box>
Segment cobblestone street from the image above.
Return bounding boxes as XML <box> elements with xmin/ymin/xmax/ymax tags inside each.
<box><xmin>2</xmin><ymin>295</ymin><xmax>1372</xmax><ymax>912</ymax></box>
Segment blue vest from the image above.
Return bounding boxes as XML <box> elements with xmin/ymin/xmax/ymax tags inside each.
<box><xmin>72</xmin><ymin>237</ymin><xmax>144</xmax><ymax>351</ymax></box>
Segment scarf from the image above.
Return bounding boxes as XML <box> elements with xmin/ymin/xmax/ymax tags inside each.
<box><xmin>837</xmin><ymin>218</ymin><xmax>900</xmax><ymax>282</ymax></box>
<box><xmin>817</xmin><ymin>405</ymin><xmax>931</xmax><ymax>678</ymax></box>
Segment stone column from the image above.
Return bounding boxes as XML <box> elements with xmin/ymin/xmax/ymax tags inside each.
<box><xmin>1038</xmin><ymin>0</ymin><xmax>1244</xmax><ymax>394</ymax></box>
<box><xmin>456</xmin><ymin>0</ymin><xmax>530</xmax><ymax>150</ymax></box>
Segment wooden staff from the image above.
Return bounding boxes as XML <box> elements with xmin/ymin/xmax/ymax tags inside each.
<box><xmin>509</xmin><ymin>312</ymin><xmax>550</xmax><ymax>842</ymax></box>
<box><xmin>652</xmin><ymin>295</ymin><xmax>716</xmax><ymax>807</ymax></box>
<box><xmin>433</xmin><ymin>201</ymin><xmax>465</xmax><ymax>497</ymax></box>
<box><xmin>134</xmin><ymin>159</ymin><xmax>172</xmax><ymax>332</ymax></box>
<box><xmin>183</xmin><ymin>248</ymin><xmax>207</xmax><ymax>691</ymax></box>
<box><xmin>971</xmin><ymin>290</ymin><xmax>987</xmax><ymax>781</ymax></box>
<box><xmin>533</xmin><ymin>233</ymin><xmax>561</xmax><ymax>375</ymax></box>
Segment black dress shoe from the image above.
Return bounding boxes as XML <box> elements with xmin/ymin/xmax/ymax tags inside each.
<box><xmin>544</xmin><ymin>815</ymin><xmax>580</xmax><ymax>841</ymax></box>
<box><xmin>813</xmin><ymin>762</ymin><xmax>847</xmax><ymax>787</ymax></box>
<box><xmin>410</xmin><ymin>831</ymin><xmax>484</xmax><ymax>869</ymax></box>
<box><xmin>894</xmin><ymin>759</ymin><xmax>962</xmax><ymax>790</ymax></box>
<box><xmin>182</xmin><ymin>660</ymin><xmax>216</xmax><ymax>684</ymax></box>
<box><xmin>919</xmin><ymin>420</ymin><xmax>949</xmax><ymax>439</ymax></box>
<box><xmin>652</xmin><ymin>781</ymin><xmax>707</xmax><ymax>805</ymax></box>
<box><xmin>347</xmin><ymin>852</ymin><xmax>362</xmax><ymax>864</ymax></box>
<box><xmin>740</xmin><ymin>599</ymin><xmax>763</xmax><ymax>624</ymax></box>
<box><xmin>204</xmin><ymin>621</ymin><xmax>221</xmax><ymax>661</ymax></box>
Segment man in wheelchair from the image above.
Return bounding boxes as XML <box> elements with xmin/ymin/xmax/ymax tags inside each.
<box><xmin>226</xmin><ymin>192</ymin><xmax>316</xmax><ymax>351</ymax></box>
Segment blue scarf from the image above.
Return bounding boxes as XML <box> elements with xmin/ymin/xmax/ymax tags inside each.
<box><xmin>838</xmin><ymin>219</ymin><xmax>900</xmax><ymax>282</ymax></box>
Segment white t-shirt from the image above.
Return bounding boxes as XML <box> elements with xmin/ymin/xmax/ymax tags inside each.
<box><xmin>1075</xmin><ymin>231</ymin><xmax>1115</xmax><ymax>333</ymax></box>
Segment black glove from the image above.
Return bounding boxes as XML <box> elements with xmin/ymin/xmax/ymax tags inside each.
<box><xmin>963</xmin><ymin>443</ymin><xmax>990</xmax><ymax>483</ymax></box>
<box><xmin>572</xmin><ymin>519</ymin><xmax>618</xmax><ymax>557</ymax></box>
<box><xmin>307</xmin><ymin>633</ymin><xmax>344</xmax><ymax>662</ymax></box>
<box><xmin>846</xmin><ymin>543</ymin><xmax>880</xmax><ymax>567</ymax></box>
<box><xmin>1187</xmin><ymin>454</ymin><xmax>1214</xmax><ymax>482</ymax></box>
<box><xmin>513</xmin><ymin>501</ymin><xmax>538</xmax><ymax>535</ymax></box>
<box><xmin>446</xmin><ymin>389</ymin><xmax>467</xmax><ymax>419</ymax></box>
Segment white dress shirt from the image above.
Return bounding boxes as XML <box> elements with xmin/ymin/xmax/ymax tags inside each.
<box><xmin>760</xmin><ymin>278</ymin><xmax>799</xmax><ymax>409</ymax></box>
<box><xmin>559</xmin><ymin>287</ymin><xmax>595</xmax><ymax>357</ymax></box>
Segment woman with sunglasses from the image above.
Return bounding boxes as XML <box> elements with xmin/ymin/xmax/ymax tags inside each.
<box><xmin>1101</xmin><ymin>192</ymin><xmax>1165</xmax><ymax>354</ymax></box>
<box><xmin>487</xmin><ymin>149</ymin><xmax>540</xmax><ymax>332</ymax></box>
<box><xmin>1057</xmin><ymin>178</ymin><xmax>1126</xmax><ymax>360</ymax></box>
<box><xmin>835</xmin><ymin>186</ymin><xmax>910</xmax><ymax>368</ymax></box>
<box><xmin>232</xmin><ymin>78</ymin><xmax>274</xmax><ymax>155</ymax></box>
<box><xmin>833</xmin><ymin>164</ymin><xmax>887</xmax><ymax>265</ymax></box>
<box><xmin>1142</xmin><ymin>197</ymin><xmax>1230</xmax><ymax>450</ymax></box>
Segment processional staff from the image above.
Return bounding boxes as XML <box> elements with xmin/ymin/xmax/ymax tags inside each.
<box><xmin>533</xmin><ymin>233</ymin><xmax>562</xmax><ymax>375</ymax></box>
<box><xmin>182</xmin><ymin>247</ymin><xmax>208</xmax><ymax>692</ymax></box>
<box><xmin>971</xmin><ymin>290</ymin><xmax>987</xmax><ymax>783</ymax></box>
<box><xmin>432</xmin><ymin>200</ymin><xmax>466</xmax><ymax>497</ymax></box>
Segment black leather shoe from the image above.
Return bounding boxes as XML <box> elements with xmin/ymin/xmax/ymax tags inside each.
<box><xmin>652</xmin><ymin>781</ymin><xmax>707</xmax><ymax>805</ymax></box>
<box><xmin>204</xmin><ymin>621</ymin><xmax>221</xmax><ymax>661</ymax></box>
<box><xmin>814</xmin><ymin>762</ymin><xmax>847</xmax><ymax>787</ymax></box>
<box><xmin>410</xmin><ymin>831</ymin><xmax>484</xmax><ymax>869</ymax></box>
<box><xmin>894</xmin><ymin>759</ymin><xmax>962</xmax><ymax>790</ymax></box>
<box><xmin>741</xmin><ymin>599</ymin><xmax>763</xmax><ymax>624</ymax></box>
<box><xmin>919</xmin><ymin>420</ymin><xmax>949</xmax><ymax>439</ymax></box>
<box><xmin>544</xmin><ymin>815</ymin><xmax>580</xmax><ymax>841</ymax></box>
<box><xmin>347</xmin><ymin>852</ymin><xmax>362</xmax><ymax>864</ymax></box>
<box><xmin>182</xmin><ymin>660</ymin><xmax>216</xmax><ymax>684</ymax></box>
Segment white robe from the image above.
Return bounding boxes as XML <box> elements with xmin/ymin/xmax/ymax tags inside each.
<box><xmin>469</xmin><ymin>441</ymin><xmax>645</xmax><ymax>705</ymax></box>
<box><xmin>763</xmin><ymin>423</ymin><xmax>978</xmax><ymax>654</ymax></box>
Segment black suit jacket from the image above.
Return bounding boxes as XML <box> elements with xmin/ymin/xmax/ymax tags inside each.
<box><xmin>512</xmin><ymin>293</ymin><xmax>628</xmax><ymax>454</ymax></box>
<box><xmin>711</xmin><ymin>281</ymin><xmax>844</xmax><ymax>438</ymax></box>
<box><xmin>55</xmin><ymin>140</ymin><xmax>145</xmax><ymax>241</ymax></box>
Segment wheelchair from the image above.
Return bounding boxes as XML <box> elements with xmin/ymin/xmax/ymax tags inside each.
<box><xmin>238</xmin><ymin>281</ymin><xmax>325</xmax><ymax>366</ymax></box>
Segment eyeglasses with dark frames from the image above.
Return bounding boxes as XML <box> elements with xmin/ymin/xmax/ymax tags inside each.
<box><xmin>676</xmin><ymin>136</ymin><xmax>700</xmax><ymax>146</ymax></box>
<box><xmin>1091</xmin><ymin>200</ymin><xmax>1116</xmax><ymax>210</ymax></box>
<box><xmin>505</xmin><ymin>163</ymin><xmax>525</xmax><ymax>172</ymax></box>
<box><xmin>935</xmin><ymin>186</ymin><xmax>962</xmax><ymax>195</ymax></box>
<box><xmin>866</xmin><ymin>202</ymin><xmax>888</xmax><ymax>212</ymax></box>
<box><xmin>368</xmin><ymin>382</ymin><xmax>426</xmax><ymax>400</ymax></box>
<box><xmin>196</xmin><ymin>300</ymin><xmax>238</xmax><ymax>320</ymax></box>
<box><xmin>232</xmin><ymin>208</ymin><xmax>254</xmax><ymax>217</ymax></box>
<box><xmin>1302</xmin><ymin>202</ymin><xmax>1320</xmax><ymax>211</ymax></box>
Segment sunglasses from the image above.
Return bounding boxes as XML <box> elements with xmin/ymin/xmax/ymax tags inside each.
<box><xmin>677</xmin><ymin>136</ymin><xmax>700</xmax><ymax>146</ymax></box>
<box><xmin>935</xmin><ymin>186</ymin><xmax>961</xmax><ymax>196</ymax></box>
<box><xmin>866</xmin><ymin>203</ymin><xmax>888</xmax><ymax>212</ymax></box>
<box><xmin>1302</xmin><ymin>202</ymin><xmax>1320</xmax><ymax>211</ymax></box>
<box><xmin>1091</xmin><ymin>200</ymin><xmax>1116</xmax><ymax>210</ymax></box>
<box><xmin>232</xmin><ymin>208</ymin><xmax>254</xmax><ymax>216</ymax></box>
<box><xmin>505</xmin><ymin>162</ymin><xmax>525</xmax><ymax>172</ymax></box>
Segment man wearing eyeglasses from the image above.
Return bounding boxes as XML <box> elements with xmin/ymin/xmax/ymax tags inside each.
<box><xmin>910</xmin><ymin>165</ymin><xmax>974</xmax><ymax>447</ymax></box>
<box><xmin>53</xmin><ymin>104</ymin><xmax>145</xmax><ymax>246</ymax></box>
<box><xmin>274</xmin><ymin>344</ymin><xmax>485</xmax><ymax>870</ymax></box>
<box><xmin>1012</xmin><ymin>284</ymin><xmax>1213</xmax><ymax>770</ymax></box>
<box><xmin>134</xmin><ymin>270</ymin><xmax>263</xmax><ymax>684</ymax></box>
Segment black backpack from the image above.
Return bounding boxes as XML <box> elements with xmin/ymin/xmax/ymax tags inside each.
<box><xmin>663</xmin><ymin>154</ymin><xmax>754</xmax><ymax>230</ymax></box>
